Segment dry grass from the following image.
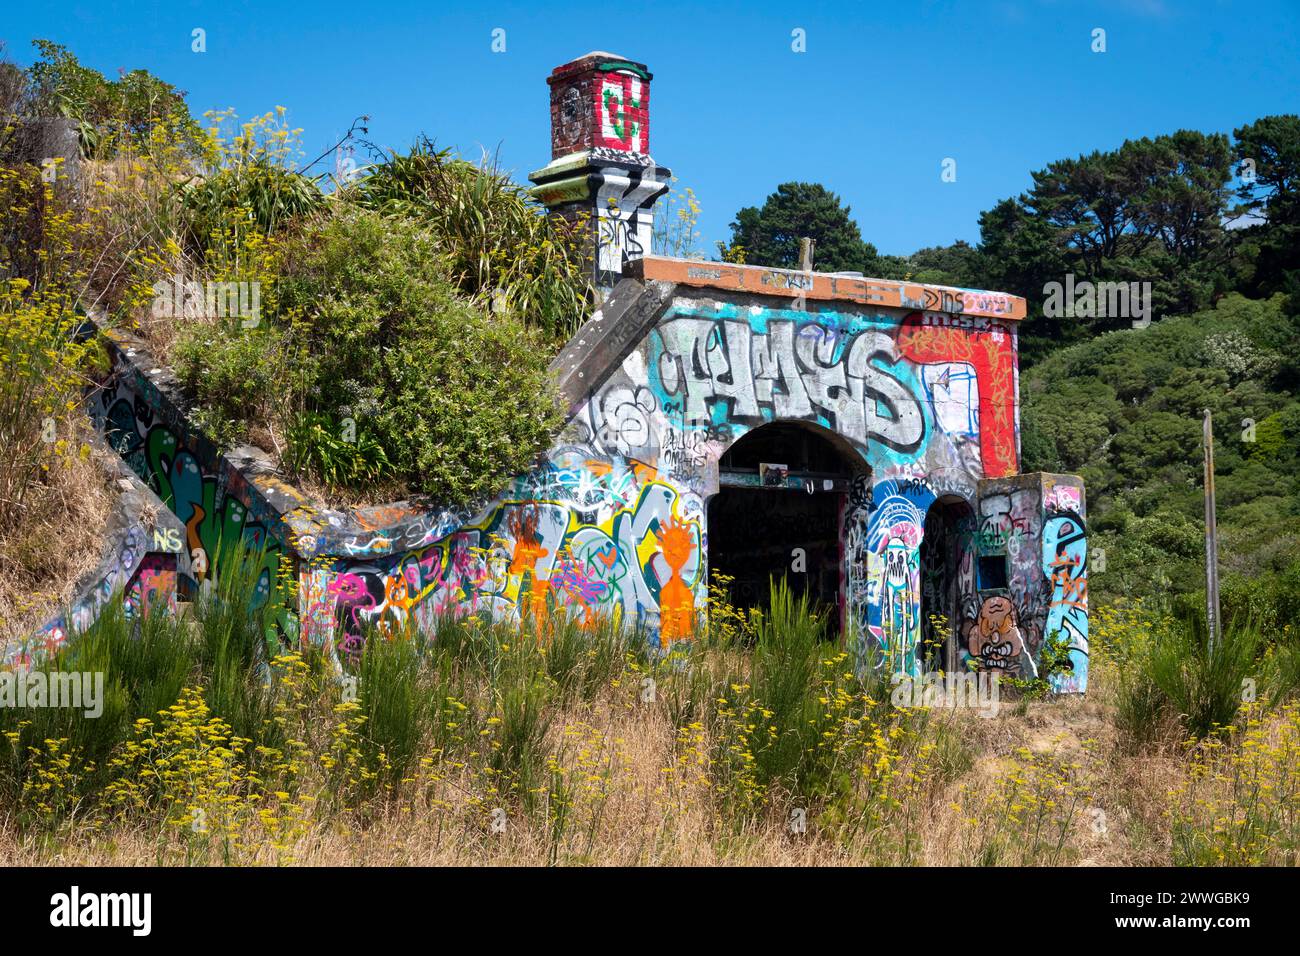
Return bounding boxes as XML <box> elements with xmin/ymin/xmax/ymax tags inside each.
<box><xmin>0</xmin><ymin>417</ymin><xmax>115</xmax><ymax>643</ymax></box>
<box><xmin>1</xmin><ymin>572</ymin><xmax>1293</xmax><ymax>867</ymax></box>
<box><xmin>0</xmin><ymin>676</ymin><xmax>1212</xmax><ymax>867</ymax></box>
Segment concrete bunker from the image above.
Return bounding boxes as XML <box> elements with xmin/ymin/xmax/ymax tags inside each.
<box><xmin>14</xmin><ymin>50</ymin><xmax>1089</xmax><ymax>698</ymax></box>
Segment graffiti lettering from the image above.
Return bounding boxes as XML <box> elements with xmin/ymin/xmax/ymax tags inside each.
<box><xmin>651</xmin><ymin>317</ymin><xmax>924</xmax><ymax>452</ymax></box>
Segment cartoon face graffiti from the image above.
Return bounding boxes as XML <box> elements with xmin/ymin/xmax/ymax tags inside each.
<box><xmin>883</xmin><ymin>537</ymin><xmax>912</xmax><ymax>590</ymax></box>
<box><xmin>966</xmin><ymin>596</ymin><xmax>1025</xmax><ymax>672</ymax></box>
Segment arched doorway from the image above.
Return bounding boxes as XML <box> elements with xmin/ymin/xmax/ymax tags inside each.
<box><xmin>919</xmin><ymin>496</ymin><xmax>977</xmax><ymax>672</ymax></box>
<box><xmin>707</xmin><ymin>422</ymin><xmax>864</xmax><ymax>636</ymax></box>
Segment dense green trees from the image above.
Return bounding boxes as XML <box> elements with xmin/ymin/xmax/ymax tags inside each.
<box><xmin>720</xmin><ymin>182</ymin><xmax>907</xmax><ymax>277</ymax></box>
<box><xmin>1232</xmin><ymin>115</ymin><xmax>1300</xmax><ymax>304</ymax></box>
<box><xmin>1020</xmin><ymin>294</ymin><xmax>1300</xmax><ymax>626</ymax></box>
<box><xmin>975</xmin><ymin>130</ymin><xmax>1238</xmax><ymax>360</ymax></box>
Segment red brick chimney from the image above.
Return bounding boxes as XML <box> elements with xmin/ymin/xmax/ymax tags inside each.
<box><xmin>529</xmin><ymin>52</ymin><xmax>671</xmax><ymax>294</ymax></box>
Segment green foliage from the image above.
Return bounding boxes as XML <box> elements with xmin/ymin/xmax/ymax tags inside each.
<box><xmin>182</xmin><ymin>162</ymin><xmax>324</xmax><ymax>258</ymax></box>
<box><xmin>280</xmin><ymin>207</ymin><xmax>565</xmax><ymax>504</ymax></box>
<box><xmin>1232</xmin><ymin>115</ymin><xmax>1300</xmax><ymax>300</ymax></box>
<box><xmin>173</xmin><ymin>321</ymin><xmax>288</xmax><ymax>449</ymax></box>
<box><xmin>747</xmin><ymin>581</ymin><xmax>828</xmax><ymax>790</ymax></box>
<box><xmin>1020</xmin><ymin>293</ymin><xmax>1300</xmax><ymax>608</ymax></box>
<box><xmin>538</xmin><ymin>612</ymin><xmax>631</xmax><ymax>705</ymax></box>
<box><xmin>721</xmin><ymin>182</ymin><xmax>901</xmax><ymax>276</ymax></box>
<box><xmin>1150</xmin><ymin>615</ymin><xmax>1264</xmax><ymax>740</ymax></box>
<box><xmin>1113</xmin><ymin>656</ymin><xmax>1172</xmax><ymax>753</ymax></box>
<box><xmin>978</xmin><ymin>130</ymin><xmax>1235</xmax><ymax>360</ymax></box>
<box><xmin>0</xmin><ymin>598</ymin><xmax>201</xmax><ymax>813</ymax></box>
<box><xmin>1108</xmin><ymin>608</ymin><xmax>1279</xmax><ymax>748</ymax></box>
<box><xmin>349</xmin><ymin>138</ymin><xmax>592</xmax><ymax>343</ymax></box>
<box><xmin>0</xmin><ymin>255</ymin><xmax>96</xmax><ymax>534</ymax></box>
<box><xmin>1007</xmin><ymin>631</ymin><xmax>1076</xmax><ymax>700</ymax></box>
<box><xmin>491</xmin><ymin>667</ymin><xmax>553</xmax><ymax>809</ymax></box>
<box><xmin>284</xmin><ymin>411</ymin><xmax>393</xmax><ymax>488</ymax></box>
<box><xmin>1220</xmin><ymin>559</ymin><xmax>1300</xmax><ymax>636</ymax></box>
<box><xmin>177</xmin><ymin>207</ymin><xmax>566</xmax><ymax>504</ymax></box>
<box><xmin>974</xmin><ymin>198</ymin><xmax>1075</xmax><ymax>363</ymax></box>
<box><xmin>357</xmin><ymin>633</ymin><xmax>428</xmax><ymax>790</ymax></box>
<box><xmin>722</xmin><ymin>117</ymin><xmax>1298</xmax><ymax>374</ymax></box>
<box><xmin>195</xmin><ymin>543</ymin><xmax>284</xmax><ymax>749</ymax></box>
<box><xmin>18</xmin><ymin>40</ymin><xmax>203</xmax><ymax>159</ymax></box>
<box><xmin>904</xmin><ymin>240</ymin><xmax>982</xmax><ymax>286</ymax></box>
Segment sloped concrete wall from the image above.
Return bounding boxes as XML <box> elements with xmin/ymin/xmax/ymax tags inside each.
<box><xmin>3</xmin><ymin>437</ymin><xmax>188</xmax><ymax>668</ymax></box>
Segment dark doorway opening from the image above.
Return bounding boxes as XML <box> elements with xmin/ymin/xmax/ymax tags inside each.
<box><xmin>919</xmin><ymin>496</ymin><xmax>977</xmax><ymax>672</ymax></box>
<box><xmin>707</xmin><ymin>423</ymin><xmax>860</xmax><ymax>636</ymax></box>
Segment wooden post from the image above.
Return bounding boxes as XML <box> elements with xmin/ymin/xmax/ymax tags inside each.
<box><xmin>799</xmin><ymin>237</ymin><xmax>815</xmax><ymax>272</ymax></box>
<box><xmin>1202</xmin><ymin>408</ymin><xmax>1221</xmax><ymax>656</ymax></box>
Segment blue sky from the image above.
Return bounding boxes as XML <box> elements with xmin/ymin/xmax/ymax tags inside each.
<box><xmin>4</xmin><ymin>0</ymin><xmax>1297</xmax><ymax>255</ymax></box>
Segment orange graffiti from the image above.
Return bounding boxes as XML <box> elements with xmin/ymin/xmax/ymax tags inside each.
<box><xmin>655</xmin><ymin>517</ymin><xmax>695</xmax><ymax>645</ymax></box>
<box><xmin>507</xmin><ymin>508</ymin><xmax>549</xmax><ymax>575</ymax></box>
<box><xmin>507</xmin><ymin>507</ymin><xmax>553</xmax><ymax>639</ymax></box>
<box><xmin>525</xmin><ymin>577</ymin><xmax>552</xmax><ymax>638</ymax></box>
<box><xmin>1050</xmin><ymin>555</ymin><xmax>1088</xmax><ymax>610</ymax></box>
<box><xmin>631</xmin><ymin>461</ymin><xmax>660</xmax><ymax>485</ymax></box>
<box><xmin>185</xmin><ymin>505</ymin><xmax>207</xmax><ymax>579</ymax></box>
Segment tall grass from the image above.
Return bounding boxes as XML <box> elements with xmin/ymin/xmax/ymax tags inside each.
<box><xmin>0</xmin><ymin>595</ymin><xmax>199</xmax><ymax>816</ymax></box>
<box><xmin>357</xmin><ymin>631</ymin><xmax>427</xmax><ymax>792</ymax></box>
<box><xmin>196</xmin><ymin>543</ymin><xmax>283</xmax><ymax>752</ymax></box>
<box><xmin>1152</xmin><ymin>614</ymin><xmax>1264</xmax><ymax>738</ymax></box>
<box><xmin>14</xmin><ymin>574</ymin><xmax>1300</xmax><ymax>865</ymax></box>
<box><xmin>1169</xmin><ymin>701</ymin><xmax>1300</xmax><ymax>865</ymax></box>
<box><xmin>1106</xmin><ymin>603</ymin><xmax>1293</xmax><ymax>749</ymax></box>
<box><xmin>747</xmin><ymin>582</ymin><xmax>829</xmax><ymax>793</ymax></box>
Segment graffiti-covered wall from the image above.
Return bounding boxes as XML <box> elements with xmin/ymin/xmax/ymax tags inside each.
<box><xmin>286</xmin><ymin>257</ymin><xmax>1058</xmax><ymax>679</ymax></box>
<box><xmin>87</xmin><ymin>341</ymin><xmax>336</xmax><ymax>660</ymax></box>
<box><xmin>82</xmin><ymin>253</ymin><xmax>1084</xmax><ymax>690</ymax></box>
<box><xmin>973</xmin><ymin>474</ymin><xmax>1089</xmax><ymax>691</ymax></box>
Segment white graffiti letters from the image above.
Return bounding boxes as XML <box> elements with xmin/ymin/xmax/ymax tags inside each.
<box><xmin>653</xmin><ymin>317</ymin><xmax>923</xmax><ymax>450</ymax></box>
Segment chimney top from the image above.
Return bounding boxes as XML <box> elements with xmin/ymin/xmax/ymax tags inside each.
<box><xmin>545</xmin><ymin>52</ymin><xmax>653</xmax><ymax>159</ymax></box>
<box><xmin>547</xmin><ymin>52</ymin><xmax>652</xmax><ymax>84</ymax></box>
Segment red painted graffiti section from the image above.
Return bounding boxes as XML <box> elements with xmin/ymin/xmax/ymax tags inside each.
<box><xmin>896</xmin><ymin>311</ymin><xmax>1019</xmax><ymax>478</ymax></box>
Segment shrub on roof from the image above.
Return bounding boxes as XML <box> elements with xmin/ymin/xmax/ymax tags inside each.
<box><xmin>175</xmin><ymin>206</ymin><xmax>566</xmax><ymax>505</ymax></box>
<box><xmin>349</xmin><ymin>138</ymin><xmax>592</xmax><ymax>344</ymax></box>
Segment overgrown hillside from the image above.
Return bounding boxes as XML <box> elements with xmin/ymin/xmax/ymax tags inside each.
<box><xmin>1021</xmin><ymin>293</ymin><xmax>1300</xmax><ymax>627</ymax></box>
<box><xmin>1</xmin><ymin>42</ymin><xmax>591</xmax><ymax>509</ymax></box>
